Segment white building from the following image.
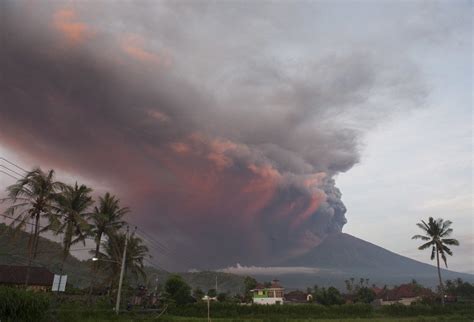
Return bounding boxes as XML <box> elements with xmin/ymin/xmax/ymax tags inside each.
<box><xmin>251</xmin><ymin>279</ymin><xmax>284</xmax><ymax>305</ymax></box>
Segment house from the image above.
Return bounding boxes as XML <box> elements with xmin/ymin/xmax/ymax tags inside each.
<box><xmin>284</xmin><ymin>290</ymin><xmax>312</xmax><ymax>303</ymax></box>
<box><xmin>251</xmin><ymin>279</ymin><xmax>284</xmax><ymax>305</ymax></box>
<box><xmin>0</xmin><ymin>265</ymin><xmax>54</xmax><ymax>291</ymax></box>
<box><xmin>374</xmin><ymin>283</ymin><xmax>433</xmax><ymax>306</ymax></box>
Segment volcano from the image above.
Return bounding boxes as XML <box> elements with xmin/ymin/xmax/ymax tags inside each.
<box><xmin>247</xmin><ymin>233</ymin><xmax>474</xmax><ymax>289</ymax></box>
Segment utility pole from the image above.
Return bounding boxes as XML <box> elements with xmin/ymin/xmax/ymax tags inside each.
<box><xmin>115</xmin><ymin>226</ymin><xmax>129</xmax><ymax>315</ymax></box>
<box><xmin>207</xmin><ymin>296</ymin><xmax>210</xmax><ymax>322</ymax></box>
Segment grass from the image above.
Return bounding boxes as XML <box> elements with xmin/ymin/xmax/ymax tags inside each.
<box><xmin>163</xmin><ymin>317</ymin><xmax>474</xmax><ymax>322</ymax></box>
<box><xmin>46</xmin><ymin>313</ymin><xmax>474</xmax><ymax>322</ymax></box>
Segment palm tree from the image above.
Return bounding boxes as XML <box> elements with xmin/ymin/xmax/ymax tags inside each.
<box><xmin>1</xmin><ymin>168</ymin><xmax>64</xmax><ymax>285</ymax></box>
<box><xmin>98</xmin><ymin>231</ymin><xmax>149</xmax><ymax>289</ymax></box>
<box><xmin>88</xmin><ymin>193</ymin><xmax>128</xmax><ymax>299</ymax></box>
<box><xmin>90</xmin><ymin>193</ymin><xmax>128</xmax><ymax>260</ymax></box>
<box><xmin>412</xmin><ymin>217</ymin><xmax>459</xmax><ymax>306</ymax></box>
<box><xmin>53</xmin><ymin>183</ymin><xmax>94</xmax><ymax>265</ymax></box>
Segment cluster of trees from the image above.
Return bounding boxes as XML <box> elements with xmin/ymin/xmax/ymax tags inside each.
<box><xmin>161</xmin><ymin>274</ymin><xmax>238</xmax><ymax>306</ymax></box>
<box><xmin>444</xmin><ymin>278</ymin><xmax>474</xmax><ymax>299</ymax></box>
<box><xmin>1</xmin><ymin>167</ymin><xmax>149</xmax><ymax>290</ymax></box>
<box><xmin>343</xmin><ymin>277</ymin><xmax>376</xmax><ymax>303</ymax></box>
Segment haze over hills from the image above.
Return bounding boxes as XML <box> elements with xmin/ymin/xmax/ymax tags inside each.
<box><xmin>233</xmin><ymin>233</ymin><xmax>474</xmax><ymax>290</ymax></box>
<box><xmin>1</xmin><ymin>222</ymin><xmax>472</xmax><ymax>293</ymax></box>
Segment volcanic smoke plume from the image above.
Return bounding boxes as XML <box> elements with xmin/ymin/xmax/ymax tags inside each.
<box><xmin>0</xmin><ymin>1</ymin><xmax>426</xmax><ymax>269</ymax></box>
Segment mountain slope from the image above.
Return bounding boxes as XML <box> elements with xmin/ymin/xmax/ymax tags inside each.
<box><xmin>274</xmin><ymin>232</ymin><xmax>474</xmax><ymax>288</ymax></box>
<box><xmin>287</xmin><ymin>233</ymin><xmax>443</xmax><ymax>274</ymax></box>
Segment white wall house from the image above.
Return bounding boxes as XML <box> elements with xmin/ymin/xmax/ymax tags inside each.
<box><xmin>251</xmin><ymin>279</ymin><xmax>284</xmax><ymax>305</ymax></box>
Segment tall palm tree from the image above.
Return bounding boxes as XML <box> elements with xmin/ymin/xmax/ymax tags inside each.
<box><xmin>53</xmin><ymin>183</ymin><xmax>94</xmax><ymax>265</ymax></box>
<box><xmin>412</xmin><ymin>217</ymin><xmax>459</xmax><ymax>306</ymax></box>
<box><xmin>90</xmin><ymin>193</ymin><xmax>128</xmax><ymax>260</ymax></box>
<box><xmin>98</xmin><ymin>231</ymin><xmax>149</xmax><ymax>289</ymax></box>
<box><xmin>88</xmin><ymin>193</ymin><xmax>128</xmax><ymax>299</ymax></box>
<box><xmin>1</xmin><ymin>168</ymin><xmax>64</xmax><ymax>285</ymax></box>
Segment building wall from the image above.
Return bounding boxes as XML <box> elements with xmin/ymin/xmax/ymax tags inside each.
<box><xmin>379</xmin><ymin>297</ymin><xmax>421</xmax><ymax>306</ymax></box>
<box><xmin>253</xmin><ymin>297</ymin><xmax>284</xmax><ymax>305</ymax></box>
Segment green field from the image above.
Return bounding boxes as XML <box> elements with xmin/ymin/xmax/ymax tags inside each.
<box><xmin>46</xmin><ymin>315</ymin><xmax>474</xmax><ymax>322</ymax></box>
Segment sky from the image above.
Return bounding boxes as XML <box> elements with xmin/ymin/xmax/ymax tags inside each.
<box><xmin>0</xmin><ymin>0</ymin><xmax>472</xmax><ymax>273</ymax></box>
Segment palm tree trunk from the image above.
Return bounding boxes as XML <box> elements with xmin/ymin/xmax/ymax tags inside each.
<box><xmin>25</xmin><ymin>213</ymin><xmax>40</xmax><ymax>286</ymax></box>
<box><xmin>88</xmin><ymin>232</ymin><xmax>102</xmax><ymax>303</ymax></box>
<box><xmin>32</xmin><ymin>213</ymin><xmax>41</xmax><ymax>259</ymax></box>
<box><xmin>436</xmin><ymin>246</ymin><xmax>445</xmax><ymax>306</ymax></box>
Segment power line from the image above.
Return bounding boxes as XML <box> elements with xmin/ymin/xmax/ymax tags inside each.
<box><xmin>0</xmin><ymin>164</ymin><xmax>24</xmax><ymax>177</ymax></box>
<box><xmin>0</xmin><ymin>157</ymin><xmax>27</xmax><ymax>173</ymax></box>
<box><xmin>133</xmin><ymin>226</ymin><xmax>170</xmax><ymax>253</ymax></box>
<box><xmin>143</xmin><ymin>257</ymin><xmax>171</xmax><ymax>274</ymax></box>
<box><xmin>0</xmin><ymin>169</ymin><xmax>20</xmax><ymax>180</ymax></box>
<box><xmin>133</xmin><ymin>227</ymin><xmax>195</xmax><ymax>270</ymax></box>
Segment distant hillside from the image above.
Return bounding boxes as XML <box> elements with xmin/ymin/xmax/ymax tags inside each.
<box><xmin>0</xmin><ymin>223</ymin><xmax>246</xmax><ymax>292</ymax></box>
<box><xmin>0</xmin><ymin>223</ymin><xmax>92</xmax><ymax>288</ymax></box>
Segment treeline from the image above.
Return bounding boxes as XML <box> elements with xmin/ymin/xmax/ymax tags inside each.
<box><xmin>445</xmin><ymin>278</ymin><xmax>474</xmax><ymax>300</ymax></box>
<box><xmin>1</xmin><ymin>167</ymin><xmax>149</xmax><ymax>290</ymax></box>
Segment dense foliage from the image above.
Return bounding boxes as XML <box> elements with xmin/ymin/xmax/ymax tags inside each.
<box><xmin>0</xmin><ymin>286</ymin><xmax>50</xmax><ymax>321</ymax></box>
<box><xmin>164</xmin><ymin>274</ymin><xmax>194</xmax><ymax>305</ymax></box>
<box><xmin>445</xmin><ymin>278</ymin><xmax>474</xmax><ymax>300</ymax></box>
<box><xmin>314</xmin><ymin>286</ymin><xmax>344</xmax><ymax>305</ymax></box>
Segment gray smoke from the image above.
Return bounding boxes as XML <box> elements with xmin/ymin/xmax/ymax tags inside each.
<box><xmin>0</xmin><ymin>1</ymin><xmax>433</xmax><ymax>269</ymax></box>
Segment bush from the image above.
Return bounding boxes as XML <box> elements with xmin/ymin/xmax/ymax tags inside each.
<box><xmin>0</xmin><ymin>286</ymin><xmax>50</xmax><ymax>321</ymax></box>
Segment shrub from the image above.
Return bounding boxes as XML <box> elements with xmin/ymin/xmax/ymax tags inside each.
<box><xmin>0</xmin><ymin>286</ymin><xmax>50</xmax><ymax>321</ymax></box>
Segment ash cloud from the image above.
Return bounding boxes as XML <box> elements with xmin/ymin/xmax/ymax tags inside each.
<box><xmin>0</xmin><ymin>1</ymin><xmax>433</xmax><ymax>269</ymax></box>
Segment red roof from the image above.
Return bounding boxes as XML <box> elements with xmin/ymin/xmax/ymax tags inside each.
<box><xmin>0</xmin><ymin>265</ymin><xmax>54</xmax><ymax>286</ymax></box>
<box><xmin>270</xmin><ymin>279</ymin><xmax>283</xmax><ymax>289</ymax></box>
<box><xmin>377</xmin><ymin>284</ymin><xmax>433</xmax><ymax>301</ymax></box>
<box><xmin>251</xmin><ymin>280</ymin><xmax>284</xmax><ymax>291</ymax></box>
<box><xmin>371</xmin><ymin>287</ymin><xmax>383</xmax><ymax>295</ymax></box>
<box><xmin>253</xmin><ymin>283</ymin><xmax>265</xmax><ymax>290</ymax></box>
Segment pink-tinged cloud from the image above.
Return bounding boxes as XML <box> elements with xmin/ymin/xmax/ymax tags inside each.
<box><xmin>53</xmin><ymin>9</ymin><xmax>90</xmax><ymax>45</ymax></box>
<box><xmin>121</xmin><ymin>34</ymin><xmax>172</xmax><ymax>67</ymax></box>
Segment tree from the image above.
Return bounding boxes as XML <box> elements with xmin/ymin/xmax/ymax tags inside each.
<box><xmin>193</xmin><ymin>287</ymin><xmax>205</xmax><ymax>301</ymax></box>
<box><xmin>165</xmin><ymin>275</ymin><xmax>193</xmax><ymax>305</ymax></box>
<box><xmin>88</xmin><ymin>193</ymin><xmax>128</xmax><ymax>298</ymax></box>
<box><xmin>217</xmin><ymin>292</ymin><xmax>228</xmax><ymax>302</ymax></box>
<box><xmin>315</xmin><ymin>287</ymin><xmax>344</xmax><ymax>306</ymax></box>
<box><xmin>89</xmin><ymin>192</ymin><xmax>128</xmax><ymax>261</ymax></box>
<box><xmin>243</xmin><ymin>276</ymin><xmax>257</xmax><ymax>302</ymax></box>
<box><xmin>1</xmin><ymin>168</ymin><xmax>64</xmax><ymax>285</ymax></box>
<box><xmin>98</xmin><ymin>231</ymin><xmax>149</xmax><ymax>289</ymax></box>
<box><xmin>412</xmin><ymin>217</ymin><xmax>460</xmax><ymax>306</ymax></box>
<box><xmin>53</xmin><ymin>183</ymin><xmax>93</xmax><ymax>266</ymax></box>
<box><xmin>354</xmin><ymin>287</ymin><xmax>375</xmax><ymax>303</ymax></box>
<box><xmin>207</xmin><ymin>288</ymin><xmax>217</xmax><ymax>297</ymax></box>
